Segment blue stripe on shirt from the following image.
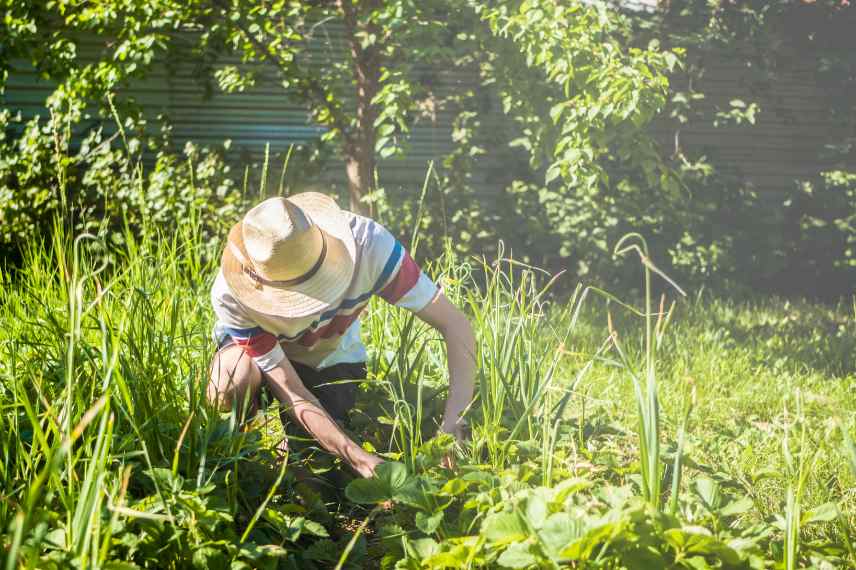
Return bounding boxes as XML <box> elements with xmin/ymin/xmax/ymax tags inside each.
<box><xmin>223</xmin><ymin>326</ymin><xmax>263</xmax><ymax>338</ymax></box>
<box><xmin>371</xmin><ymin>240</ymin><xmax>403</xmax><ymax>293</ymax></box>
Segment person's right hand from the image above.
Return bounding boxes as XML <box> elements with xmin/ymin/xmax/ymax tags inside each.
<box><xmin>353</xmin><ymin>452</ymin><xmax>384</xmax><ymax>478</ymax></box>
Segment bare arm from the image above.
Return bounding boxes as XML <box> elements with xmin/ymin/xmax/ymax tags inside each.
<box><xmin>416</xmin><ymin>292</ymin><xmax>476</xmax><ymax>438</ymax></box>
<box><xmin>263</xmin><ymin>359</ymin><xmax>382</xmax><ymax>478</ymax></box>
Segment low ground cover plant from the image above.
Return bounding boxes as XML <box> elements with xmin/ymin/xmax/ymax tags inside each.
<box><xmin>0</xmin><ymin>202</ymin><xmax>853</xmax><ymax>568</ymax></box>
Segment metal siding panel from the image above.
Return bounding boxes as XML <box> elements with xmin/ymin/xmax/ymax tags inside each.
<box><xmin>4</xmin><ymin>27</ymin><xmax>854</xmax><ymax>203</ymax></box>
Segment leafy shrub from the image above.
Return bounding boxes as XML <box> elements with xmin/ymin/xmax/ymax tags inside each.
<box><xmin>1</xmin><ymin>0</ymin><xmax>245</xmax><ymax>264</ymax></box>
<box><xmin>421</xmin><ymin>0</ymin><xmax>856</xmax><ymax>295</ymax></box>
<box><xmin>777</xmin><ymin>170</ymin><xmax>856</xmax><ymax>297</ymax></box>
<box><xmin>430</xmin><ymin>1</ymin><xmax>680</xmax><ymax>285</ymax></box>
<box><xmin>0</xmin><ymin>108</ymin><xmax>242</xmax><ymax>263</ymax></box>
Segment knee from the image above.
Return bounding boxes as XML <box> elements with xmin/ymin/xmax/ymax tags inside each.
<box><xmin>207</xmin><ymin>347</ymin><xmax>262</xmax><ymax>411</ymax></box>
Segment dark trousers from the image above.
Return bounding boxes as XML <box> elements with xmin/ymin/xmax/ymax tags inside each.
<box><xmin>286</xmin><ymin>361</ymin><xmax>367</xmax><ymax>424</ymax></box>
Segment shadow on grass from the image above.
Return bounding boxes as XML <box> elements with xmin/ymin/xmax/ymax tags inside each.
<box><xmin>706</xmin><ymin>298</ymin><xmax>855</xmax><ymax>379</ymax></box>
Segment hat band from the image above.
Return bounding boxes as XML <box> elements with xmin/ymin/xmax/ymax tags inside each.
<box><xmin>241</xmin><ymin>231</ymin><xmax>328</xmax><ymax>288</ymax></box>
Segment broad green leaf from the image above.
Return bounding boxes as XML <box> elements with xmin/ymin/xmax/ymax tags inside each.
<box><xmin>424</xmin><ymin>545</ymin><xmax>473</xmax><ymax>568</ymax></box>
<box><xmin>664</xmin><ymin>528</ymin><xmax>740</xmax><ymax>565</ymax></box>
<box><xmin>482</xmin><ymin>511</ymin><xmax>529</xmax><ymax>545</ymax></box>
<box><xmin>239</xmin><ymin>543</ymin><xmax>289</xmax><ymax>562</ymax></box>
<box><xmin>345</xmin><ymin>461</ymin><xmax>411</xmax><ymax>504</ymax></box>
<box><xmin>524</xmin><ymin>491</ymin><xmax>548</xmax><ymax>529</ymax></box>
<box><xmin>264</xmin><ymin>509</ymin><xmax>327</xmax><ymax>541</ymax></box>
<box><xmin>727</xmin><ymin>537</ymin><xmax>760</xmax><ymax>555</ymax></box>
<box><xmin>345</xmin><ymin>476</ymin><xmax>390</xmax><ymax>504</ymax></box>
<box><xmin>439</xmin><ymin>478</ymin><xmax>471</xmax><ymax>496</ymax></box>
<box><xmin>497</xmin><ymin>541</ymin><xmax>537</xmax><ymax>569</ymax></box>
<box><xmin>720</xmin><ymin>497</ymin><xmax>753</xmax><ymax>517</ymax></box>
<box><xmin>552</xmin><ymin>478</ymin><xmax>594</xmax><ymax>504</ymax></box>
<box><xmin>416</xmin><ymin>510</ymin><xmax>444</xmax><ymax>535</ymax></box>
<box><xmin>694</xmin><ymin>478</ymin><xmax>721</xmax><ymax>510</ymax></box>
<box><xmin>802</xmin><ymin>502</ymin><xmax>839</xmax><ymax>524</ymax></box>
<box><xmin>545</xmin><ymin>163</ymin><xmax>562</xmax><ymax>185</ymax></box>
<box><xmin>301</xmin><ymin>518</ymin><xmax>330</xmax><ymax>538</ymax></box>
<box><xmin>193</xmin><ymin>546</ymin><xmax>229</xmax><ymax>570</ymax></box>
<box><xmin>302</xmin><ymin>539</ymin><xmax>339</xmax><ymax>563</ymax></box>
<box><xmin>618</xmin><ymin>544</ymin><xmax>668</xmax><ymax>569</ymax></box>
<box><xmin>43</xmin><ymin>528</ymin><xmax>66</xmax><ymax>549</ymax></box>
<box><xmin>406</xmin><ymin>537</ymin><xmax>441</xmax><ymax>560</ymax></box>
<box><xmin>682</xmin><ymin>556</ymin><xmax>712</xmax><ymax>570</ymax></box>
<box><xmin>664</xmin><ymin>528</ymin><xmax>703</xmax><ymax>550</ymax></box>
<box><xmin>537</xmin><ymin>513</ymin><xmax>585</xmax><ymax>556</ymax></box>
<box><xmin>549</xmin><ymin>102</ymin><xmax>566</xmax><ymax>124</ymax></box>
<box><xmin>461</xmin><ymin>466</ymin><xmax>494</xmax><ymax>484</ymax></box>
<box><xmin>560</xmin><ymin>520</ymin><xmax>625</xmax><ymax>561</ymax></box>
<box><xmin>393</xmin><ymin>478</ymin><xmax>432</xmax><ymax>510</ymax></box>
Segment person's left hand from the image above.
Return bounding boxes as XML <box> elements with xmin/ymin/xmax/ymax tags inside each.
<box><xmin>439</xmin><ymin>418</ymin><xmax>468</xmax><ymax>470</ymax></box>
<box><xmin>441</xmin><ymin>416</ymin><xmax>469</xmax><ymax>442</ymax></box>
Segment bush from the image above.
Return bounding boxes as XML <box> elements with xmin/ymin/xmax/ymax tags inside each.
<box><xmin>777</xmin><ymin>170</ymin><xmax>856</xmax><ymax>297</ymax></box>
<box><xmin>0</xmin><ymin>108</ymin><xmax>242</xmax><ymax>263</ymax></box>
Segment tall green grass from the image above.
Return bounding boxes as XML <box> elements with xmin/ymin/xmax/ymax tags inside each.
<box><xmin>363</xmin><ymin>228</ymin><xmax>690</xmax><ymax>502</ymax></box>
<box><xmin>0</xmin><ymin>217</ymin><xmax>270</xmax><ymax>568</ymax></box>
<box><xmin>0</xmin><ymin>146</ymin><xmax>853</xmax><ymax>566</ymax></box>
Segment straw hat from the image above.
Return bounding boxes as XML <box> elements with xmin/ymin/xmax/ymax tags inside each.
<box><xmin>221</xmin><ymin>192</ymin><xmax>356</xmax><ymax>317</ymax></box>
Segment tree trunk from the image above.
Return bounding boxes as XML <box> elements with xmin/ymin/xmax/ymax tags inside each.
<box><xmin>339</xmin><ymin>0</ymin><xmax>380</xmax><ymax>216</ymax></box>
<box><xmin>344</xmin><ymin>144</ymin><xmax>374</xmax><ymax>215</ymax></box>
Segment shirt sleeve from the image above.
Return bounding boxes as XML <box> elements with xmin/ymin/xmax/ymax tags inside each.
<box><xmin>366</xmin><ymin>223</ymin><xmax>440</xmax><ymax>312</ymax></box>
<box><xmin>211</xmin><ymin>273</ymin><xmax>286</xmax><ymax>371</ymax></box>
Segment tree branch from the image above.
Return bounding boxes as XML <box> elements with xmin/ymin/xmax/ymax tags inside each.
<box><xmin>210</xmin><ymin>0</ymin><xmax>352</xmax><ymax>144</ymax></box>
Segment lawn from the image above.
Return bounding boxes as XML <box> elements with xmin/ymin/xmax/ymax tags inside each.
<box><xmin>0</xmin><ymin>221</ymin><xmax>853</xmax><ymax>569</ymax></box>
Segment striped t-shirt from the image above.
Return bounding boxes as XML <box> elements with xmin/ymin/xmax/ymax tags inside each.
<box><xmin>211</xmin><ymin>213</ymin><xmax>439</xmax><ymax>371</ymax></box>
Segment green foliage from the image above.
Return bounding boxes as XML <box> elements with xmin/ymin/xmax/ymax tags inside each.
<box><xmin>0</xmin><ymin>189</ymin><xmax>853</xmax><ymax>566</ymax></box>
<box><xmin>420</xmin><ymin>0</ymin><xmax>683</xmax><ymax>278</ymax></box>
<box><xmin>0</xmin><ymin>1</ymin><xmax>244</xmax><ymax>261</ymax></box>
<box><xmin>420</xmin><ymin>0</ymin><xmax>856</xmax><ymax>293</ymax></box>
<box><xmin>635</xmin><ymin>0</ymin><xmax>856</xmax><ymax>294</ymax></box>
<box><xmin>3</xmin><ymin>0</ymin><xmax>855</xmax><ymax>292</ymax></box>
<box><xmin>0</xmin><ymin>0</ymin><xmax>466</xmax><ymax>247</ymax></box>
<box><xmin>163</xmin><ymin>0</ymin><xmax>464</xmax><ymax>206</ymax></box>
<box><xmin>347</xmin><ymin>454</ymin><xmax>845</xmax><ymax>569</ymax></box>
<box><xmin>345</xmin><ymin>461</ymin><xmax>413</xmax><ymax>505</ymax></box>
<box><xmin>0</xmin><ymin>108</ymin><xmax>241</xmax><ymax>260</ymax></box>
<box><xmin>357</xmin><ymin>229</ymin><xmax>855</xmax><ymax>568</ymax></box>
<box><xmin>474</xmin><ymin>1</ymin><xmax>675</xmax><ymax>189</ymax></box>
<box><xmin>0</xmin><ymin>0</ymin><xmax>171</xmax><ymax>96</ymax></box>
<box><xmin>779</xmin><ymin>170</ymin><xmax>856</xmax><ymax>295</ymax></box>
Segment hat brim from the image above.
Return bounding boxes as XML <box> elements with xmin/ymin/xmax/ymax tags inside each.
<box><xmin>221</xmin><ymin>192</ymin><xmax>357</xmax><ymax>318</ymax></box>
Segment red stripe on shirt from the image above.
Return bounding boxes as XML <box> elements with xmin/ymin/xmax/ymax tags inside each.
<box><xmin>233</xmin><ymin>331</ymin><xmax>278</xmax><ymax>358</ymax></box>
<box><xmin>295</xmin><ymin>307</ymin><xmax>367</xmax><ymax>347</ymax></box>
<box><xmin>379</xmin><ymin>251</ymin><xmax>421</xmax><ymax>304</ymax></box>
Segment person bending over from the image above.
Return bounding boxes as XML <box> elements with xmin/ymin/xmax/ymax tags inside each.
<box><xmin>207</xmin><ymin>192</ymin><xmax>475</xmax><ymax>477</ymax></box>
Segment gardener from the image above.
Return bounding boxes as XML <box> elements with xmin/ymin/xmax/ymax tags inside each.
<box><xmin>207</xmin><ymin>192</ymin><xmax>475</xmax><ymax>478</ymax></box>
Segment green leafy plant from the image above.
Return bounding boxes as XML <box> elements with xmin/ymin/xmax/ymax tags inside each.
<box><xmin>2</xmin><ymin>106</ymin><xmax>855</xmax><ymax>568</ymax></box>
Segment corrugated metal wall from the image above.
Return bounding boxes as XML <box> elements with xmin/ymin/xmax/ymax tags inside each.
<box><xmin>3</xmin><ymin>27</ymin><xmax>853</xmax><ymax>202</ymax></box>
<box><xmin>651</xmin><ymin>51</ymin><xmax>854</xmax><ymax>202</ymax></box>
<box><xmin>1</xmin><ymin>29</ymin><xmax>466</xmax><ymax>195</ymax></box>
